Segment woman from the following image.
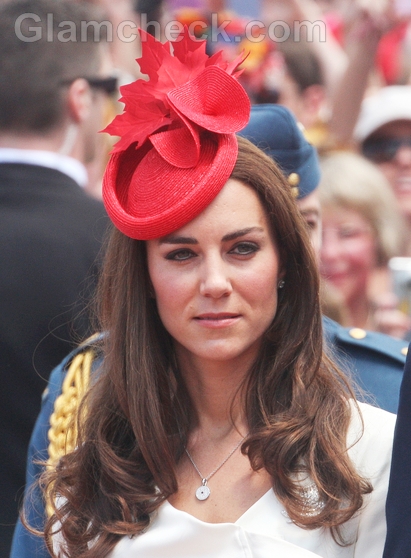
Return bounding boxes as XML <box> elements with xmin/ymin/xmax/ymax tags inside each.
<box><xmin>41</xmin><ymin>30</ymin><xmax>394</xmax><ymax>558</ymax></box>
<box><xmin>319</xmin><ymin>151</ymin><xmax>410</xmax><ymax>338</ymax></box>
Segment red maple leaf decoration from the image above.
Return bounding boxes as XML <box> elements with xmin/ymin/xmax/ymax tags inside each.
<box><xmin>104</xmin><ymin>27</ymin><xmax>250</xmax><ymax>164</ymax></box>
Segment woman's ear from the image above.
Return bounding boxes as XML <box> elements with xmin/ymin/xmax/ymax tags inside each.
<box><xmin>277</xmin><ymin>266</ymin><xmax>286</xmax><ymax>290</ymax></box>
<box><xmin>277</xmin><ymin>259</ymin><xmax>287</xmax><ymax>282</ymax></box>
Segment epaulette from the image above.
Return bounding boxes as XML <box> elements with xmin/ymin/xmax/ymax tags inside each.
<box><xmin>47</xmin><ymin>334</ymin><xmax>103</xmax><ymax>467</ymax></box>
<box><xmin>45</xmin><ymin>334</ymin><xmax>103</xmax><ymax>516</ymax></box>
<box><xmin>323</xmin><ymin>316</ymin><xmax>408</xmax><ymax>363</ymax></box>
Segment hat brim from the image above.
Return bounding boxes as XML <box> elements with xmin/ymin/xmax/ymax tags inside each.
<box><xmin>355</xmin><ymin>86</ymin><xmax>411</xmax><ymax>142</ymax></box>
<box><xmin>103</xmin><ymin>133</ymin><xmax>238</xmax><ymax>240</ymax></box>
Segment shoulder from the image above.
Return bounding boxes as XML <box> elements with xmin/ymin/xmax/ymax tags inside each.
<box><xmin>323</xmin><ymin>316</ymin><xmax>408</xmax><ymax>364</ymax></box>
<box><xmin>347</xmin><ymin>401</ymin><xmax>395</xmax><ymax>477</ymax></box>
<box><xmin>63</xmin><ymin>187</ymin><xmax>109</xmax><ymax>236</ymax></box>
<box><xmin>39</xmin><ymin>334</ymin><xmax>104</xmax><ymax>452</ymax></box>
<box><xmin>49</xmin><ymin>333</ymin><xmax>103</xmax><ymax>390</ymax></box>
<box><xmin>323</xmin><ymin>316</ymin><xmax>407</xmax><ymax>413</ymax></box>
<box><xmin>76</xmin><ymin>188</ymin><xmax>108</xmax><ymax>216</ymax></box>
<box><xmin>350</xmin><ymin>401</ymin><xmax>396</xmax><ymax>439</ymax></box>
<box><xmin>344</xmin><ymin>402</ymin><xmax>395</xmax><ymax>558</ymax></box>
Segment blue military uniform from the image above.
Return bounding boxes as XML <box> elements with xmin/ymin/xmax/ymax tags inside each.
<box><xmin>323</xmin><ymin>317</ymin><xmax>407</xmax><ymax>413</ymax></box>
<box><xmin>10</xmin><ymin>319</ymin><xmax>407</xmax><ymax>558</ymax></box>
<box><xmin>11</xmin><ymin>339</ymin><xmax>103</xmax><ymax>558</ymax></box>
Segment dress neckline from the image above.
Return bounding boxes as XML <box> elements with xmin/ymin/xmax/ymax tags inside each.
<box><xmin>164</xmin><ymin>488</ymin><xmax>273</xmax><ymax>526</ymax></box>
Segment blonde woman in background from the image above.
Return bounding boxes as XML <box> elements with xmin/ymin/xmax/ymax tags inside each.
<box><xmin>319</xmin><ymin>150</ymin><xmax>411</xmax><ymax>339</ymax></box>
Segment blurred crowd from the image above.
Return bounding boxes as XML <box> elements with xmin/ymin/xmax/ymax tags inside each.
<box><xmin>157</xmin><ymin>0</ymin><xmax>411</xmax><ymax>340</ymax></box>
<box><xmin>139</xmin><ymin>0</ymin><xmax>411</xmax><ymax>340</ymax></box>
<box><xmin>1</xmin><ymin>0</ymin><xmax>411</xmax><ymax>555</ymax></box>
<box><xmin>47</xmin><ymin>0</ymin><xmax>411</xmax><ymax>341</ymax></box>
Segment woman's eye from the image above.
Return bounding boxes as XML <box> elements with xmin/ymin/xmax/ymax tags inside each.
<box><xmin>230</xmin><ymin>242</ymin><xmax>259</xmax><ymax>256</ymax></box>
<box><xmin>338</xmin><ymin>227</ymin><xmax>362</xmax><ymax>239</ymax></box>
<box><xmin>165</xmin><ymin>248</ymin><xmax>196</xmax><ymax>261</ymax></box>
<box><xmin>306</xmin><ymin>219</ymin><xmax>318</xmax><ymax>231</ymax></box>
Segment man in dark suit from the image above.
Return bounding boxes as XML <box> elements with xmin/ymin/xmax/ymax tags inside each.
<box><xmin>383</xmin><ymin>346</ymin><xmax>411</xmax><ymax>557</ymax></box>
<box><xmin>0</xmin><ymin>1</ymin><xmax>114</xmax><ymax>553</ymax></box>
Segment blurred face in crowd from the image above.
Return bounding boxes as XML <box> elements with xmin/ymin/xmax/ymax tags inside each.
<box><xmin>274</xmin><ymin>71</ymin><xmax>306</xmax><ymax>124</ymax></box>
<box><xmin>259</xmin><ymin>51</ymin><xmax>324</xmax><ymax>130</ymax></box>
<box><xmin>363</xmin><ymin>120</ymin><xmax>411</xmax><ymax>224</ymax></box>
<box><xmin>82</xmin><ymin>44</ymin><xmax>115</xmax><ymax>165</ymax></box>
<box><xmin>320</xmin><ymin>206</ymin><xmax>377</xmax><ymax>306</ymax></box>
<box><xmin>296</xmin><ymin>190</ymin><xmax>322</xmax><ymax>259</ymax></box>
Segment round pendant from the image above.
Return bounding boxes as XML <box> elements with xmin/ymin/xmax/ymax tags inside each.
<box><xmin>195</xmin><ymin>484</ymin><xmax>211</xmax><ymax>501</ymax></box>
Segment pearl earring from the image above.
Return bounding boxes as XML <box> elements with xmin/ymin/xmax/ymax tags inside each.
<box><xmin>278</xmin><ymin>280</ymin><xmax>285</xmax><ymax>289</ymax></box>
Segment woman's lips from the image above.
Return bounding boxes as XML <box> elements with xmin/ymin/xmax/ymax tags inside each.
<box><xmin>194</xmin><ymin>313</ymin><xmax>241</xmax><ymax>328</ymax></box>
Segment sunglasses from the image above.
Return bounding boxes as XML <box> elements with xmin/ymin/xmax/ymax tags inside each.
<box><xmin>60</xmin><ymin>76</ymin><xmax>118</xmax><ymax>95</ymax></box>
<box><xmin>362</xmin><ymin>136</ymin><xmax>411</xmax><ymax>163</ymax></box>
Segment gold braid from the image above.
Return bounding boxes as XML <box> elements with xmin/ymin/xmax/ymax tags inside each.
<box><xmin>46</xmin><ymin>346</ymin><xmax>95</xmax><ymax>516</ymax></box>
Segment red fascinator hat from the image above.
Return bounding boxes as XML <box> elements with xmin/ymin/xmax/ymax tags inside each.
<box><xmin>102</xmin><ymin>28</ymin><xmax>251</xmax><ymax>240</ymax></box>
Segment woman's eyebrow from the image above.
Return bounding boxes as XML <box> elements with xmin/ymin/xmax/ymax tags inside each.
<box><xmin>222</xmin><ymin>227</ymin><xmax>264</xmax><ymax>242</ymax></box>
<box><xmin>159</xmin><ymin>235</ymin><xmax>197</xmax><ymax>245</ymax></box>
<box><xmin>159</xmin><ymin>227</ymin><xmax>264</xmax><ymax>245</ymax></box>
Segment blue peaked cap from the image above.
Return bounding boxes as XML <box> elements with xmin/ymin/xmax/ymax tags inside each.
<box><xmin>239</xmin><ymin>104</ymin><xmax>321</xmax><ymax>199</ymax></box>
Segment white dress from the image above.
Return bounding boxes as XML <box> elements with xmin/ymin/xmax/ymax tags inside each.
<box><xmin>109</xmin><ymin>402</ymin><xmax>396</xmax><ymax>558</ymax></box>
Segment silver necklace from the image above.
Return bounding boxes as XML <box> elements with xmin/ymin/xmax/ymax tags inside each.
<box><xmin>185</xmin><ymin>435</ymin><xmax>246</xmax><ymax>501</ymax></box>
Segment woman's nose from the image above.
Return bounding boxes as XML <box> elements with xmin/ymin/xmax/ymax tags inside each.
<box><xmin>199</xmin><ymin>256</ymin><xmax>232</xmax><ymax>298</ymax></box>
<box><xmin>320</xmin><ymin>230</ymin><xmax>340</xmax><ymax>262</ymax></box>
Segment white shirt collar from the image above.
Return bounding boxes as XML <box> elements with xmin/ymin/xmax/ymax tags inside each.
<box><xmin>0</xmin><ymin>148</ymin><xmax>88</xmax><ymax>188</ymax></box>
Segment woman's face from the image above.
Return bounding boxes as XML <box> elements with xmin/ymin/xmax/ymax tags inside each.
<box><xmin>146</xmin><ymin>178</ymin><xmax>283</xmax><ymax>368</ymax></box>
<box><xmin>320</xmin><ymin>206</ymin><xmax>377</xmax><ymax>305</ymax></box>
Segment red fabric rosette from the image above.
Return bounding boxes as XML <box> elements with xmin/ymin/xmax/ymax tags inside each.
<box><xmin>102</xmin><ymin>28</ymin><xmax>250</xmax><ymax>240</ymax></box>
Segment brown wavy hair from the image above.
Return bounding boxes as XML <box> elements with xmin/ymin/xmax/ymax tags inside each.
<box><xmin>41</xmin><ymin>136</ymin><xmax>372</xmax><ymax>557</ymax></box>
